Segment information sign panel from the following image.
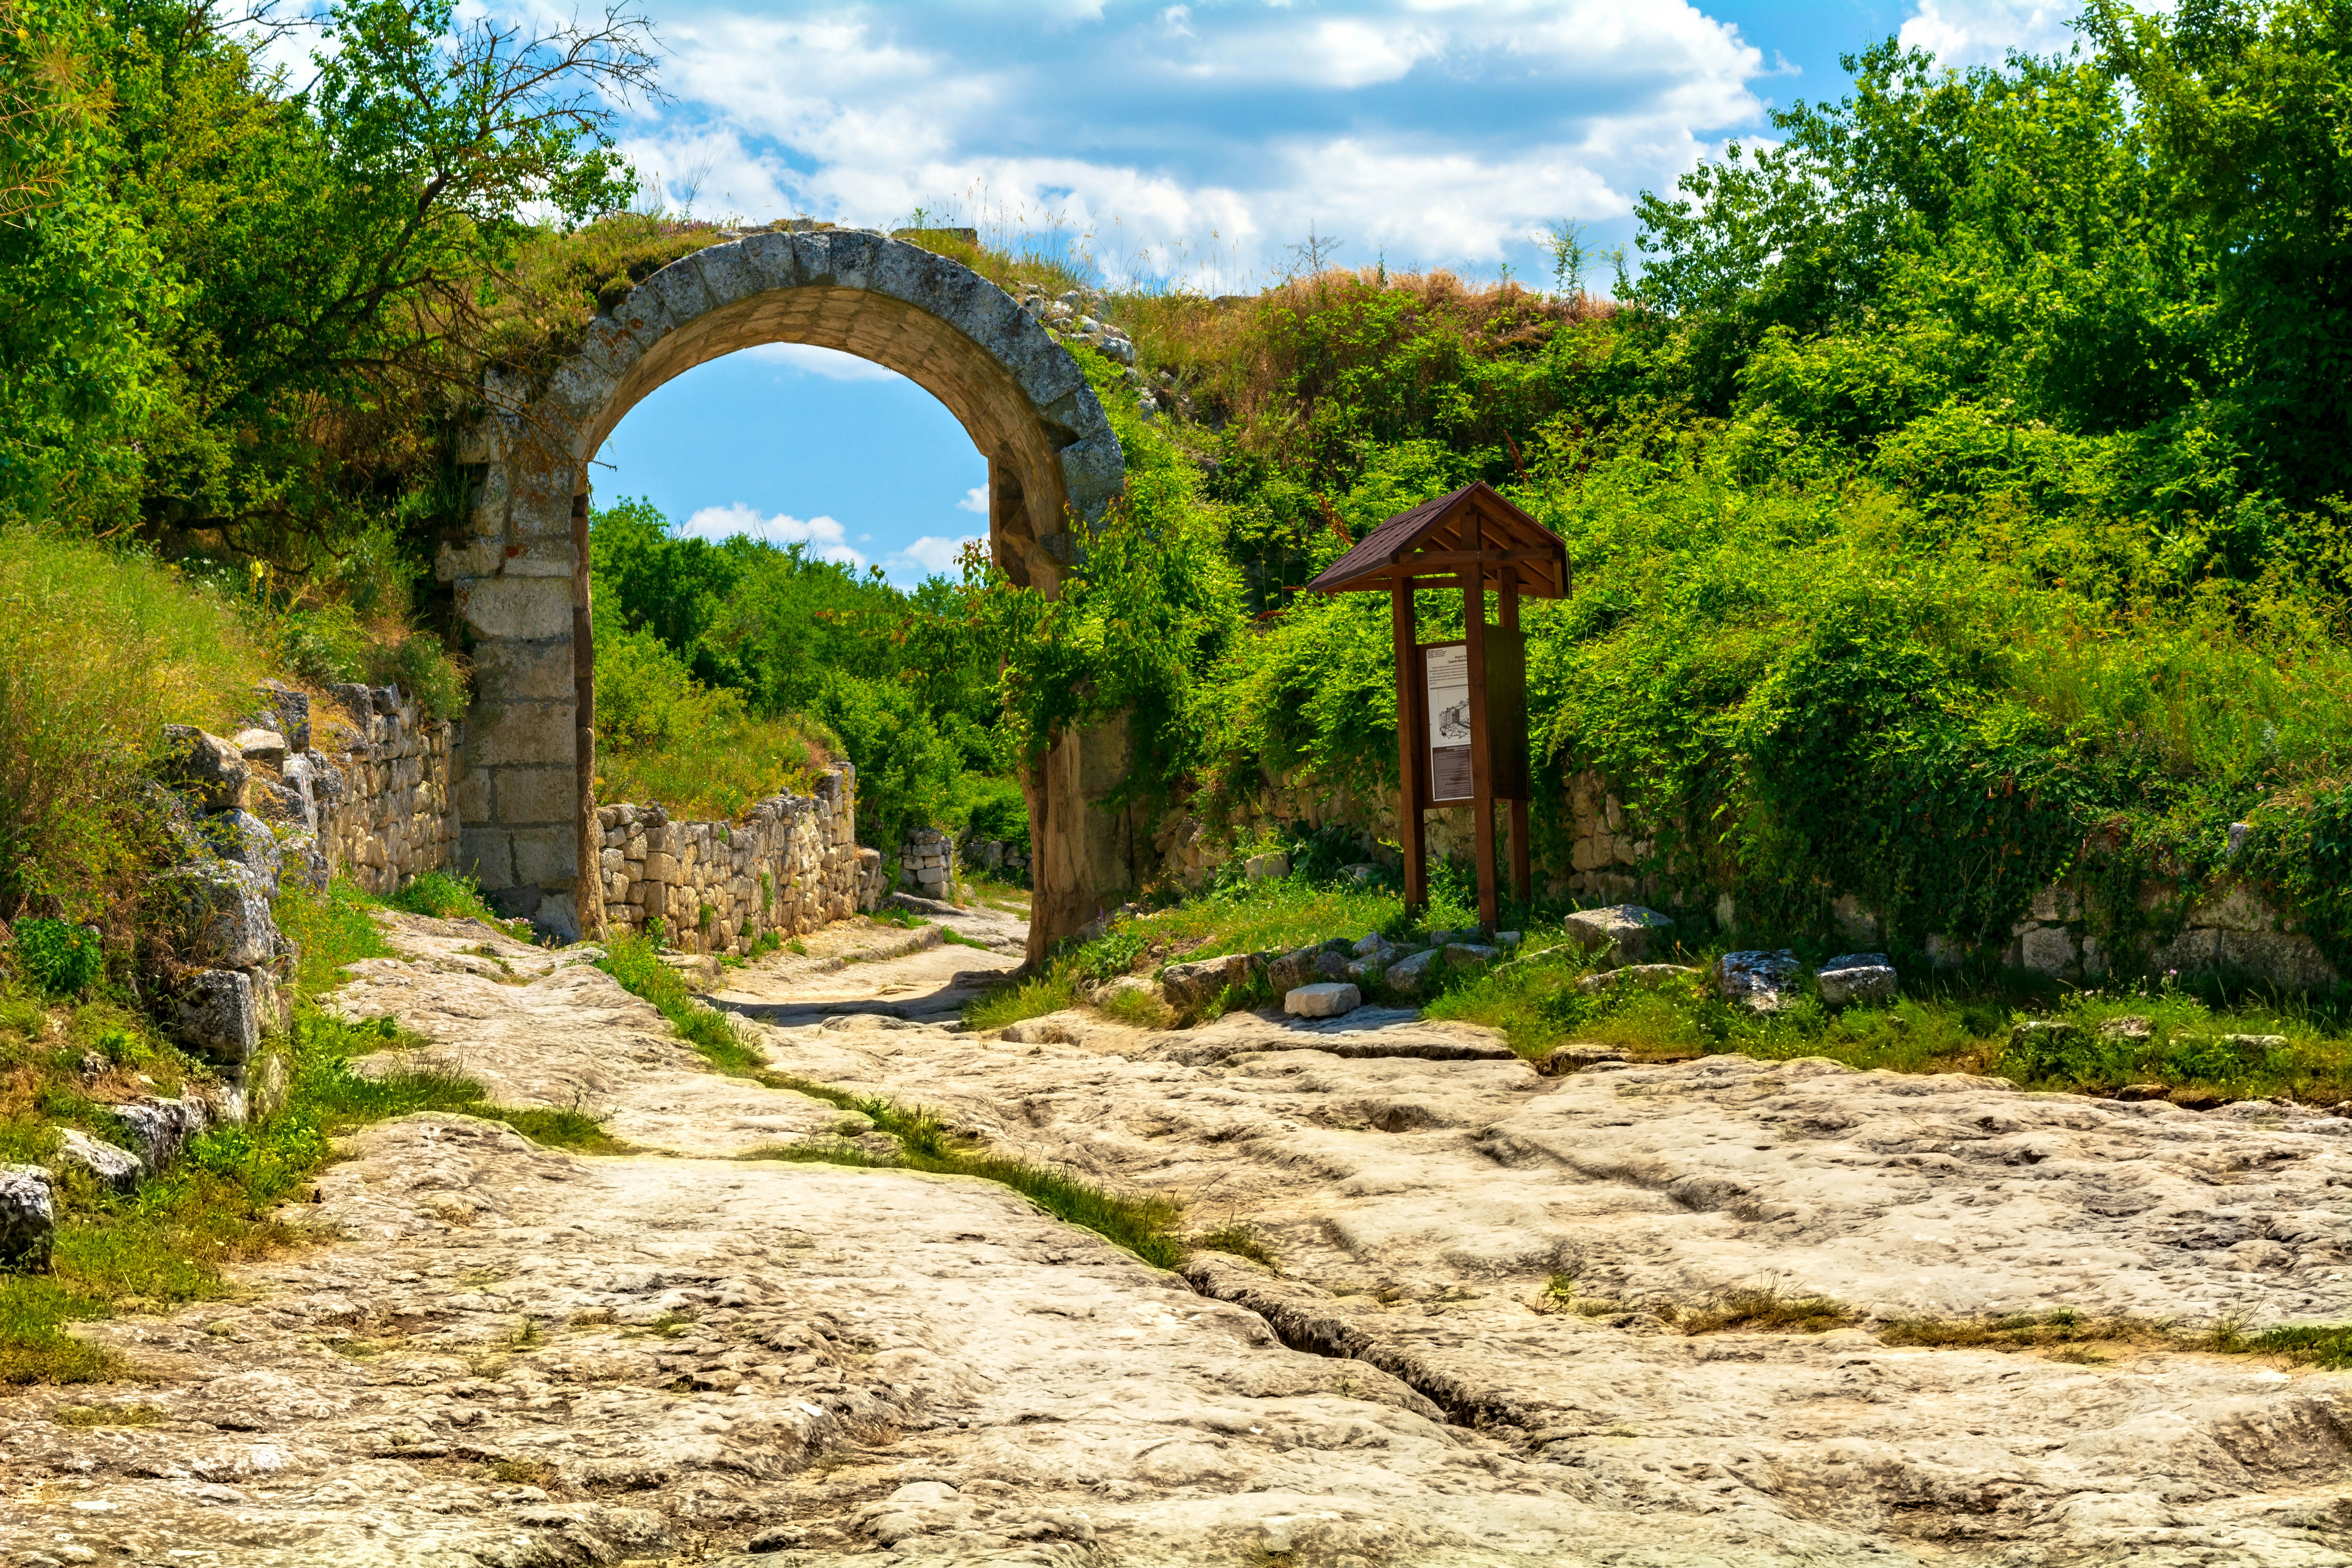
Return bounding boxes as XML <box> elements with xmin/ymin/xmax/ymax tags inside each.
<box><xmin>1425</xmin><ymin>642</ymin><xmax>1472</xmax><ymax>801</ymax></box>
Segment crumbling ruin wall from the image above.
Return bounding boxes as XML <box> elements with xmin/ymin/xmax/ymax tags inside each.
<box><xmin>593</xmin><ymin>768</ymin><xmax>885</xmax><ymax>956</ymax></box>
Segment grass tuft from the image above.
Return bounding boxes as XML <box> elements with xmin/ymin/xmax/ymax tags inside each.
<box><xmin>963</xmin><ymin>972</ymin><xmax>1074</xmax><ymax>1032</ymax></box>
<box><xmin>1194</xmin><ymin>1222</ymin><xmax>1278</xmax><ymax>1270</ymax></box>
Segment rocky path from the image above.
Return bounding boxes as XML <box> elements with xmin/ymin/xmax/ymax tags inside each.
<box><xmin>7</xmin><ymin>906</ymin><xmax>2352</xmax><ymax>1566</ymax></box>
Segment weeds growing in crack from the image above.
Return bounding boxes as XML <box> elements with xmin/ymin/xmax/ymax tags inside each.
<box><xmin>1193</xmin><ymin>1222</ymin><xmax>1278</xmax><ymax>1270</ymax></box>
<box><xmin>740</xmin><ymin>1136</ymin><xmax>1187</xmax><ymax>1270</ymax></box>
<box><xmin>596</xmin><ymin>940</ymin><xmax>1191</xmax><ymax>1270</ymax></box>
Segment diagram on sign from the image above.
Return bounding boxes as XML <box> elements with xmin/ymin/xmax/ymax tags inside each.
<box><xmin>1426</xmin><ymin>643</ymin><xmax>1472</xmax><ymax>800</ymax></box>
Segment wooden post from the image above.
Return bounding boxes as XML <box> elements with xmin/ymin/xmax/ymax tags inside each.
<box><xmin>1391</xmin><ymin>575</ymin><xmax>1427</xmax><ymax>913</ymax></box>
<box><xmin>1463</xmin><ymin>538</ymin><xmax>1497</xmax><ymax>932</ymax></box>
<box><xmin>1501</xmin><ymin>571</ymin><xmax>1531</xmax><ymax>911</ymax></box>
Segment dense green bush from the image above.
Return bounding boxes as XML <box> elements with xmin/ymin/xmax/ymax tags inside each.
<box><xmin>9</xmin><ymin>919</ymin><xmax>102</xmax><ymax>996</ymax></box>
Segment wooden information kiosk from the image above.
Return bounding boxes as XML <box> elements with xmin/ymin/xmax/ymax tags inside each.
<box><xmin>1303</xmin><ymin>482</ymin><xmax>1570</xmax><ymax>929</ymax></box>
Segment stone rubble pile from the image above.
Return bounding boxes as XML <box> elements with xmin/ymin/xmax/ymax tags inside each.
<box><xmin>962</xmin><ymin>834</ymin><xmax>1029</xmax><ymax>882</ymax></box>
<box><xmin>1016</xmin><ymin>283</ymin><xmax>1198</xmax><ymax>422</ymax></box>
<box><xmin>1144</xmin><ymin>924</ymin><xmax>1528</xmax><ymax>1020</ymax></box>
<box><xmin>895</xmin><ymin>826</ymin><xmax>958</xmax><ymax>898</ymax></box>
<box><xmin>595</xmin><ymin>767</ymin><xmax>884</xmax><ymax>955</ymax></box>
<box><xmin>149</xmin><ymin>683</ymin><xmax>458</xmax><ymax>1099</ymax></box>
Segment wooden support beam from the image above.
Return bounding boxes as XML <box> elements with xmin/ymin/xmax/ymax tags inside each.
<box><xmin>1463</xmin><ymin>516</ymin><xmax>1498</xmax><ymax>932</ymax></box>
<box><xmin>1501</xmin><ymin>572</ymin><xmax>1531</xmax><ymax>910</ymax></box>
<box><xmin>1392</xmin><ymin>577</ymin><xmax>1427</xmax><ymax>913</ymax></box>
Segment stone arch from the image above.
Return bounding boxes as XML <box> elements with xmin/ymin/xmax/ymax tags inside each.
<box><xmin>441</xmin><ymin>229</ymin><xmax>1128</xmax><ymax>952</ymax></box>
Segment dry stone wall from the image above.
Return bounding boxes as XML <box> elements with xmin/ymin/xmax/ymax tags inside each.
<box><xmin>594</xmin><ymin>768</ymin><xmax>885</xmax><ymax>955</ymax></box>
<box><xmin>898</xmin><ymin>827</ymin><xmax>958</xmax><ymax>898</ymax></box>
<box><xmin>299</xmin><ymin>684</ymin><xmax>461</xmax><ymax>893</ymax></box>
<box><xmin>1154</xmin><ymin>760</ymin><xmax>2342</xmax><ymax>993</ymax></box>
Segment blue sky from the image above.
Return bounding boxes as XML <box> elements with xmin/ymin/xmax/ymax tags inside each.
<box><xmin>592</xmin><ymin>0</ymin><xmax>2088</xmax><ymax>583</ymax></box>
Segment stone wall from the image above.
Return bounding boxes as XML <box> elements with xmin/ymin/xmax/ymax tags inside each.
<box><xmin>1563</xmin><ymin>767</ymin><xmax>2342</xmax><ymax>993</ymax></box>
<box><xmin>898</xmin><ymin>827</ymin><xmax>959</xmax><ymax>898</ymax></box>
<box><xmin>241</xmin><ymin>681</ymin><xmax>461</xmax><ymax>896</ymax></box>
<box><xmin>594</xmin><ymin>767</ymin><xmax>885</xmax><ymax>956</ymax></box>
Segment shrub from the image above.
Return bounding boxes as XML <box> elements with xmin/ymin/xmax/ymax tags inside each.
<box><xmin>9</xmin><ymin>918</ymin><xmax>102</xmax><ymax>996</ymax></box>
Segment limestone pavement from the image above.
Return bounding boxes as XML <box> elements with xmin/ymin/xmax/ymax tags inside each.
<box><xmin>6</xmin><ymin>906</ymin><xmax>2352</xmax><ymax>1565</ymax></box>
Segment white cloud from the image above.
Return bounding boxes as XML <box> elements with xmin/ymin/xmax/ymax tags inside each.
<box><xmin>681</xmin><ymin>503</ymin><xmax>866</xmax><ymax>567</ymax></box>
<box><xmin>956</xmin><ymin>485</ymin><xmax>989</xmax><ymax>514</ymax></box>
<box><xmin>739</xmin><ymin>343</ymin><xmax>907</xmax><ymax>382</ymax></box>
<box><xmin>603</xmin><ymin>0</ymin><xmax>1772</xmax><ymax>287</ymax></box>
<box><xmin>885</xmin><ymin>535</ymin><xmax>987</xmax><ymax>579</ymax></box>
<box><xmin>1899</xmin><ymin>1</ymin><xmax>2085</xmax><ymax>67</ymax></box>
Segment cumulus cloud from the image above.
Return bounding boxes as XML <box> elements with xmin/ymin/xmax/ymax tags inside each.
<box><xmin>884</xmin><ymin>534</ymin><xmax>986</xmax><ymax>581</ymax></box>
<box><xmin>956</xmin><ymin>485</ymin><xmax>989</xmax><ymax>515</ymax></box>
<box><xmin>1899</xmin><ymin>1</ymin><xmax>2086</xmax><ymax>67</ymax></box>
<box><xmin>681</xmin><ymin>503</ymin><xmax>866</xmax><ymax>567</ymax></box>
<box><xmin>739</xmin><ymin>342</ymin><xmax>907</xmax><ymax>381</ymax></box>
<box><xmin>602</xmin><ymin>0</ymin><xmax>1773</xmax><ymax>285</ymax></box>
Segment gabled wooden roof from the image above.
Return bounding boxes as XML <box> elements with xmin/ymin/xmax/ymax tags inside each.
<box><xmin>1304</xmin><ymin>481</ymin><xmax>1570</xmax><ymax>598</ymax></box>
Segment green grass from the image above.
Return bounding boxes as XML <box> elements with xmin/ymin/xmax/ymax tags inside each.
<box><xmin>1194</xmin><ymin>1222</ymin><xmax>1278</xmax><ymax>1270</ymax></box>
<box><xmin>384</xmin><ymin>871</ymin><xmax>535</xmax><ymax>940</ymax></box>
<box><xmin>597</xmin><ymin>929</ymin><xmax>1188</xmax><ymax>1270</ymax></box>
<box><xmin>940</xmin><ymin>927</ymin><xmax>993</xmax><ymax>950</ymax></box>
<box><xmin>741</xmin><ymin>1135</ymin><xmax>1187</xmax><ymax>1270</ymax></box>
<box><xmin>964</xmin><ymin>971</ymin><xmax>1076</xmax><ymax>1032</ymax></box>
<box><xmin>595</xmin><ymin>929</ymin><xmax>766</xmax><ymax>1071</ymax></box>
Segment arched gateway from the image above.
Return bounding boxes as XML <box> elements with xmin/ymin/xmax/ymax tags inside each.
<box><xmin>440</xmin><ymin>228</ymin><xmax>1130</xmax><ymax>960</ymax></box>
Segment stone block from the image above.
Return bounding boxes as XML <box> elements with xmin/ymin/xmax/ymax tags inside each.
<box><xmin>469</xmin><ymin>637</ymin><xmax>579</xmax><ymax>708</ymax></box>
<box><xmin>1284</xmin><ymin>982</ymin><xmax>1361</xmax><ymax>1019</ymax></box>
<box><xmin>0</xmin><ymin>1165</ymin><xmax>53</xmax><ymax>1271</ymax></box>
<box><xmin>171</xmin><ymin>969</ymin><xmax>261</xmax><ymax>1064</ymax></box>
<box><xmin>641</xmin><ymin>851</ymin><xmax>679</xmax><ymax>884</ymax></box>
<box><xmin>154</xmin><ymin>864</ymin><xmax>276</xmax><ymax>968</ymax></box>
<box><xmin>114</xmin><ymin>1096</ymin><xmax>212</xmax><ymax>1174</ymax></box>
<box><xmin>456</xmin><ymin>574</ymin><xmax>573</xmax><ymax>641</ymax></box>
<box><xmin>235</xmin><ymin>728</ymin><xmax>288</xmax><ymax>766</ymax></box>
<box><xmin>509</xmin><ymin>826</ymin><xmax>577</xmax><ymax>889</ymax></box>
<box><xmin>1384</xmin><ymin>948</ymin><xmax>1439</xmax><ymax>996</ymax></box>
<box><xmin>1816</xmin><ymin>956</ymin><xmax>1898</xmax><ymax>1007</ymax></box>
<box><xmin>1159</xmin><ymin>953</ymin><xmax>1258</xmax><ymax>1010</ymax></box>
<box><xmin>58</xmin><ymin>1129</ymin><xmax>140</xmax><ymax>1191</ymax></box>
<box><xmin>2156</xmin><ymin>927</ymin><xmax>2338</xmax><ymax>992</ymax></box>
<box><xmin>1717</xmin><ymin>950</ymin><xmax>1802</xmax><ymax>1013</ymax></box>
<box><xmin>1561</xmin><ymin>905</ymin><xmax>1675</xmax><ymax>969</ymax></box>
<box><xmin>159</xmin><ymin>726</ymin><xmax>249</xmax><ymax>812</ymax></box>
<box><xmin>497</xmin><ymin>765</ymin><xmax>578</xmax><ymax>825</ymax></box>
<box><xmin>1243</xmin><ymin>851</ymin><xmax>1290</xmax><ymax>881</ymax></box>
<box><xmin>459</xmin><ymin>827</ymin><xmax>516</xmax><ymax>890</ymax></box>
<box><xmin>2018</xmin><ymin>926</ymin><xmax>2075</xmax><ymax>976</ymax></box>
<box><xmin>470</xmin><ymin>702</ymin><xmax>575</xmax><ymax>768</ymax></box>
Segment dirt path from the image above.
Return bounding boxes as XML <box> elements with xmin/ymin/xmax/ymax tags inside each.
<box><xmin>5</xmin><ymin>906</ymin><xmax>2352</xmax><ymax>1566</ymax></box>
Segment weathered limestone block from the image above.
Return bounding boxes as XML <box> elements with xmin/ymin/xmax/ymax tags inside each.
<box><xmin>1817</xmin><ymin>953</ymin><xmax>1898</xmax><ymax>1006</ymax></box>
<box><xmin>1284</xmin><ymin>982</ymin><xmax>1360</xmax><ymax>1018</ymax></box>
<box><xmin>171</xmin><ymin>969</ymin><xmax>262</xmax><ymax>1065</ymax></box>
<box><xmin>155</xmin><ymin>864</ymin><xmax>275</xmax><ymax>969</ymax></box>
<box><xmin>159</xmin><ymin>726</ymin><xmax>249</xmax><ymax>812</ymax></box>
<box><xmin>1561</xmin><ymin>904</ymin><xmax>1675</xmax><ymax>969</ymax></box>
<box><xmin>113</xmin><ymin>1096</ymin><xmax>212</xmax><ymax>1174</ymax></box>
<box><xmin>1717</xmin><ymin>950</ymin><xmax>1803</xmax><ymax>1013</ymax></box>
<box><xmin>57</xmin><ymin>1129</ymin><xmax>141</xmax><ymax>1191</ymax></box>
<box><xmin>0</xmin><ymin>1165</ymin><xmax>53</xmax><ymax>1271</ymax></box>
